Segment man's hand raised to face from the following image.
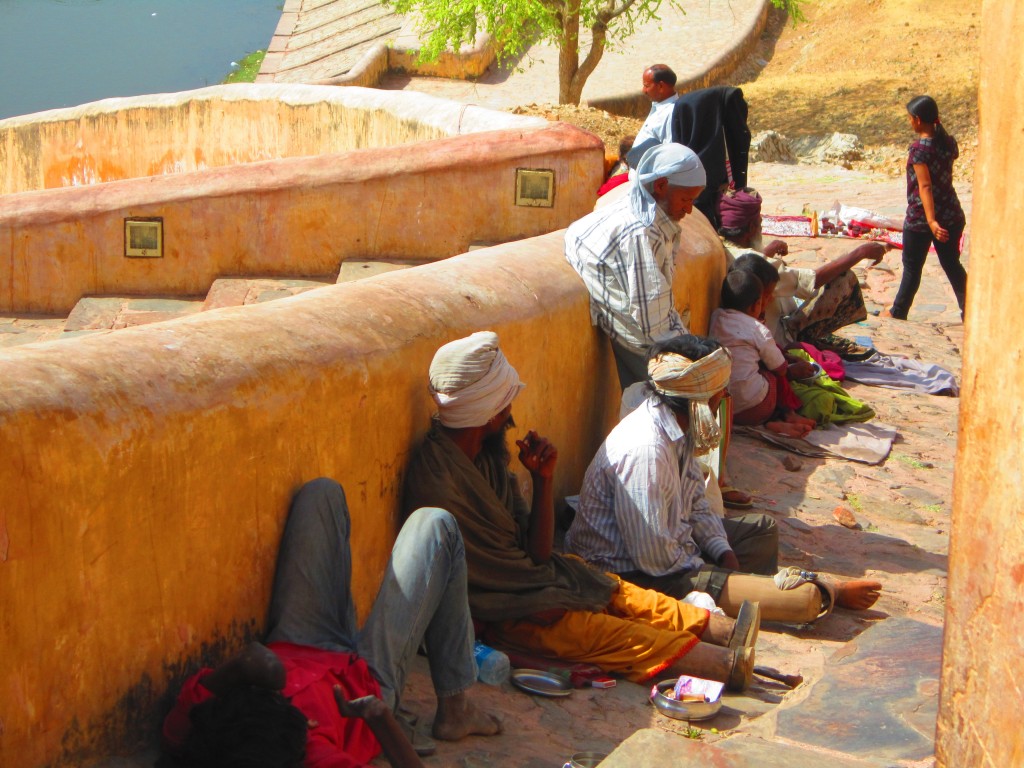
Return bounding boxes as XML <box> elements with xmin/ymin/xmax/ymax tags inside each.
<box><xmin>516</xmin><ymin>431</ymin><xmax>558</xmax><ymax>479</ymax></box>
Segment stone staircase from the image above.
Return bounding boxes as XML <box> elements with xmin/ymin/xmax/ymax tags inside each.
<box><xmin>0</xmin><ymin>259</ymin><xmax>429</xmax><ymax>350</ymax></box>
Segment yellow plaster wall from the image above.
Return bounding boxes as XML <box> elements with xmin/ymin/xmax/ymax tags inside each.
<box><xmin>0</xmin><ymin>84</ymin><xmax>548</xmax><ymax>193</ymax></box>
<box><xmin>0</xmin><ymin>218</ymin><xmax>725</xmax><ymax>767</ymax></box>
<box><xmin>935</xmin><ymin>1</ymin><xmax>1024</xmax><ymax>765</ymax></box>
<box><xmin>0</xmin><ymin>121</ymin><xmax>603</xmax><ymax>315</ymax></box>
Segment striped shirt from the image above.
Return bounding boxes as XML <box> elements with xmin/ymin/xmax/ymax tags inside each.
<box><xmin>566</xmin><ymin>395</ymin><xmax>732</xmax><ymax>575</ymax></box>
<box><xmin>564</xmin><ymin>195</ymin><xmax>687</xmax><ymax>355</ymax></box>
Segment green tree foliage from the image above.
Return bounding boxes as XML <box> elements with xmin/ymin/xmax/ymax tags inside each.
<box><xmin>387</xmin><ymin>0</ymin><xmax>803</xmax><ymax>105</ymax></box>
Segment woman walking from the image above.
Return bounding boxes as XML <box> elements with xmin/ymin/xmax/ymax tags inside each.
<box><xmin>887</xmin><ymin>95</ymin><xmax>967</xmax><ymax>320</ymax></box>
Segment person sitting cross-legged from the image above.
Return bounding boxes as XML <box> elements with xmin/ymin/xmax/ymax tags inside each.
<box><xmin>403</xmin><ymin>331</ymin><xmax>762</xmax><ymax>692</ymax></box>
<box><xmin>565</xmin><ymin>335</ymin><xmax>882</xmax><ymax>623</ymax></box>
<box><xmin>161</xmin><ymin>478</ymin><xmax>500</xmax><ymax>768</ymax></box>
<box><xmin>719</xmin><ymin>187</ymin><xmax>888</xmax><ymax>361</ymax></box>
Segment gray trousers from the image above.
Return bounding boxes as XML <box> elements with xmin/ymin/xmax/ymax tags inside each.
<box><xmin>265</xmin><ymin>478</ymin><xmax>476</xmax><ymax>710</ymax></box>
<box><xmin>618</xmin><ymin>513</ymin><xmax>779</xmax><ymax>600</ymax></box>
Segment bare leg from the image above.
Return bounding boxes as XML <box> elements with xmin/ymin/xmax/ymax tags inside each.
<box><xmin>665</xmin><ymin>643</ymin><xmax>753</xmax><ymax>692</ymax></box>
<box><xmin>433</xmin><ymin>692</ymin><xmax>503</xmax><ymax>741</ymax></box>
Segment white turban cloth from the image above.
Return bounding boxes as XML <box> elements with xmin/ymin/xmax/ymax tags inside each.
<box><xmin>648</xmin><ymin>347</ymin><xmax>732</xmax><ymax>454</ymax></box>
<box><xmin>429</xmin><ymin>331</ymin><xmax>525</xmax><ymax>429</ymax></box>
<box><xmin>630</xmin><ymin>143</ymin><xmax>707</xmax><ymax>226</ymax></box>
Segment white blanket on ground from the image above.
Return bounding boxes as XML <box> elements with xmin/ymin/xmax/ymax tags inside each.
<box><xmin>736</xmin><ymin>421</ymin><xmax>897</xmax><ymax>465</ymax></box>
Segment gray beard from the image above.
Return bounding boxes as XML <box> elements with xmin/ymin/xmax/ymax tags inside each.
<box><xmin>749</xmin><ymin>231</ymin><xmax>765</xmax><ymax>253</ymax></box>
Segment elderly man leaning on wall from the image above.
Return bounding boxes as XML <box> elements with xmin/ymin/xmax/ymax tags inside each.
<box><xmin>564</xmin><ymin>143</ymin><xmax>706</xmax><ymax>390</ymax></box>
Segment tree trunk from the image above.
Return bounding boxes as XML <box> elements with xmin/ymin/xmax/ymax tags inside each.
<box><xmin>558</xmin><ymin>4</ymin><xmax>582</xmax><ymax>104</ymax></box>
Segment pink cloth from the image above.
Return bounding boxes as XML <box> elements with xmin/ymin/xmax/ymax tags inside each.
<box><xmin>797</xmin><ymin>342</ymin><xmax>845</xmax><ymax>381</ymax></box>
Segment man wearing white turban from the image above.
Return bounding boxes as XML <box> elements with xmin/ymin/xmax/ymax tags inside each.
<box><xmin>404</xmin><ymin>331</ymin><xmax>761</xmax><ymax>691</ymax></box>
<box><xmin>565</xmin><ymin>143</ymin><xmax>706</xmax><ymax>390</ymax></box>
<box><xmin>567</xmin><ymin>335</ymin><xmax>883</xmax><ymax>623</ymax></box>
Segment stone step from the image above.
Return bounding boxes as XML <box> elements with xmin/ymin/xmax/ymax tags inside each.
<box><xmin>337</xmin><ymin>259</ymin><xmax>430</xmax><ymax>283</ymax></box>
<box><xmin>202</xmin><ymin>277</ymin><xmax>335</xmax><ymax>311</ymax></box>
<box><xmin>602</xmin><ymin>617</ymin><xmax>942</xmax><ymax>767</ymax></box>
<box><xmin>278</xmin><ymin>19</ymin><xmax>403</xmax><ymax>75</ymax></box>
<box><xmin>64</xmin><ymin>296</ymin><xmax>204</xmax><ymax>332</ymax></box>
<box><xmin>292</xmin><ymin>0</ymin><xmax>391</xmax><ymax>38</ymax></box>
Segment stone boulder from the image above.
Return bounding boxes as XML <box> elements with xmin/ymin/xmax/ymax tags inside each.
<box><xmin>790</xmin><ymin>132</ymin><xmax>864</xmax><ymax>168</ymax></box>
<box><xmin>751</xmin><ymin>130</ymin><xmax>797</xmax><ymax>163</ymax></box>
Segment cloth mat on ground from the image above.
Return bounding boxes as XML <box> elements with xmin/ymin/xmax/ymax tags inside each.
<box><xmin>736</xmin><ymin>421</ymin><xmax>897</xmax><ymax>465</ymax></box>
<box><xmin>842</xmin><ymin>353</ymin><xmax>959</xmax><ymax>396</ymax></box>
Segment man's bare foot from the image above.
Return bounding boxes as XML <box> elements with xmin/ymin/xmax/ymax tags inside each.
<box><xmin>835</xmin><ymin>580</ymin><xmax>882</xmax><ymax>610</ymax></box>
<box><xmin>765</xmin><ymin>420</ymin><xmax>812</xmax><ymax>438</ymax></box>
<box><xmin>433</xmin><ymin>693</ymin><xmax>502</xmax><ymax>741</ymax></box>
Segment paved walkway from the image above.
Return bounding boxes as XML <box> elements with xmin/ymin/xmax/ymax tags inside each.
<box><xmin>264</xmin><ymin>0</ymin><xmax>766</xmax><ymax>113</ymax></box>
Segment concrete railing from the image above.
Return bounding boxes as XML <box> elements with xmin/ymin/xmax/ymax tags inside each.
<box><xmin>0</xmin><ymin>216</ymin><xmax>725</xmax><ymax>767</ymax></box>
<box><xmin>0</xmin><ymin>88</ymin><xmax>603</xmax><ymax>315</ymax></box>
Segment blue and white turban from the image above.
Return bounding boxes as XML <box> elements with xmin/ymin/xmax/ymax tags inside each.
<box><xmin>629</xmin><ymin>144</ymin><xmax>706</xmax><ymax>226</ymax></box>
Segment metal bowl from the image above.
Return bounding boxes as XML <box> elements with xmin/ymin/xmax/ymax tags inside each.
<box><xmin>649</xmin><ymin>679</ymin><xmax>723</xmax><ymax>721</ymax></box>
<box><xmin>795</xmin><ymin>362</ymin><xmax>825</xmax><ymax>383</ymax></box>
<box><xmin>564</xmin><ymin>751</ymin><xmax>608</xmax><ymax>767</ymax></box>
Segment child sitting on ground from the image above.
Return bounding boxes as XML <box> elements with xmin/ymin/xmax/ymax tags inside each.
<box><xmin>711</xmin><ymin>269</ymin><xmax>817</xmax><ymax>438</ymax></box>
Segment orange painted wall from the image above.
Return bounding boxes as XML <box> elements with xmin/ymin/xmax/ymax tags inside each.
<box><xmin>0</xmin><ymin>121</ymin><xmax>603</xmax><ymax>314</ymax></box>
<box><xmin>935</xmin><ymin>1</ymin><xmax>1024</xmax><ymax>765</ymax></box>
<box><xmin>0</xmin><ymin>217</ymin><xmax>725</xmax><ymax>767</ymax></box>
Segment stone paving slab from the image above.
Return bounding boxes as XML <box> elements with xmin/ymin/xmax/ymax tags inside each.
<box><xmin>202</xmin><ymin>277</ymin><xmax>334</xmax><ymax>311</ymax></box>
<box><xmin>774</xmin><ymin>618</ymin><xmax>942</xmax><ymax>762</ymax></box>
<box><xmin>602</xmin><ymin>729</ymin><xmax>898</xmax><ymax>768</ymax></box>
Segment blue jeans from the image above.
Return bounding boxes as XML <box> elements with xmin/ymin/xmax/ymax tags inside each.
<box><xmin>265</xmin><ymin>478</ymin><xmax>476</xmax><ymax>710</ymax></box>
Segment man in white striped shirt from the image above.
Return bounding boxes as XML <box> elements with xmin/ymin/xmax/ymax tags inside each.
<box><xmin>567</xmin><ymin>335</ymin><xmax>884</xmax><ymax>622</ymax></box>
<box><xmin>565</xmin><ymin>143</ymin><xmax>705</xmax><ymax>389</ymax></box>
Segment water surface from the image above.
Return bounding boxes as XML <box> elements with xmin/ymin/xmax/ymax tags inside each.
<box><xmin>0</xmin><ymin>0</ymin><xmax>281</xmax><ymax>120</ymax></box>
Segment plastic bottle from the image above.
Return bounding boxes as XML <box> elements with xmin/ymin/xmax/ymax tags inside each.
<box><xmin>473</xmin><ymin>641</ymin><xmax>510</xmax><ymax>685</ymax></box>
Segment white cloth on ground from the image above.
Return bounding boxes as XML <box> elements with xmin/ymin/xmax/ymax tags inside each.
<box><xmin>842</xmin><ymin>353</ymin><xmax>959</xmax><ymax>396</ymax></box>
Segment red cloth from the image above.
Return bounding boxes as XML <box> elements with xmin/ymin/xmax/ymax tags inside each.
<box><xmin>162</xmin><ymin>642</ymin><xmax>382</xmax><ymax>768</ymax></box>
<box><xmin>597</xmin><ymin>173</ymin><xmax>629</xmax><ymax>198</ymax></box>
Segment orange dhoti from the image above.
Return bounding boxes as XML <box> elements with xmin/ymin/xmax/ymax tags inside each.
<box><xmin>492</xmin><ymin>575</ymin><xmax>709</xmax><ymax>683</ymax></box>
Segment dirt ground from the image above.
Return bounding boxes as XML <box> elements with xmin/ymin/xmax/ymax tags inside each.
<box><xmin>513</xmin><ymin>0</ymin><xmax>981</xmax><ymax>181</ymax></box>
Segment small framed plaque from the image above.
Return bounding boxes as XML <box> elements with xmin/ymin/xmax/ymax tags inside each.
<box><xmin>515</xmin><ymin>169</ymin><xmax>555</xmax><ymax>208</ymax></box>
<box><xmin>124</xmin><ymin>217</ymin><xmax>163</xmax><ymax>258</ymax></box>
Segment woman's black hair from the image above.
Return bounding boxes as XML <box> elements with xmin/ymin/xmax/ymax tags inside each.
<box><xmin>907</xmin><ymin>95</ymin><xmax>951</xmax><ymax>152</ymax></box>
<box><xmin>179</xmin><ymin>686</ymin><xmax>308</xmax><ymax>768</ymax></box>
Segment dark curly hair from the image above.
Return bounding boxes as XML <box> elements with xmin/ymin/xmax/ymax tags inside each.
<box><xmin>180</xmin><ymin>686</ymin><xmax>308</xmax><ymax>768</ymax></box>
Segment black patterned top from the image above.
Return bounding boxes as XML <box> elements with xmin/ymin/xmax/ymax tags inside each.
<box><xmin>905</xmin><ymin>135</ymin><xmax>966</xmax><ymax>233</ymax></box>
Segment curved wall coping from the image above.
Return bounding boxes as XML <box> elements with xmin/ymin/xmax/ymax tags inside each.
<box><xmin>0</xmin><ymin>83</ymin><xmax>545</xmax><ymax>136</ymax></box>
